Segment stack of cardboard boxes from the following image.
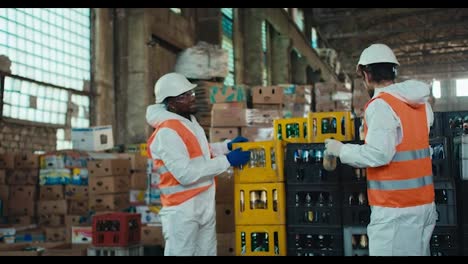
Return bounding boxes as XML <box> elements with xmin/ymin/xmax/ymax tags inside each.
<box><xmin>315</xmin><ymin>82</ymin><xmax>352</xmax><ymax>112</ymax></box>
<box><xmin>215</xmin><ymin>172</ymin><xmax>236</xmax><ymax>256</ymax></box>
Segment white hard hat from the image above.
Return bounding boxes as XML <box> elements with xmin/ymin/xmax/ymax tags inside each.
<box><xmin>154</xmin><ymin>72</ymin><xmax>197</xmax><ymax>103</ymax></box>
<box><xmin>357</xmin><ymin>44</ymin><xmax>400</xmax><ymax>70</ymax></box>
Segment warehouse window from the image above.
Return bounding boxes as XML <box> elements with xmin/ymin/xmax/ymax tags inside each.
<box><xmin>293</xmin><ymin>8</ymin><xmax>304</xmax><ymax>32</ymax></box>
<box><xmin>170</xmin><ymin>8</ymin><xmax>182</xmax><ymax>15</ymax></box>
<box><xmin>262</xmin><ymin>21</ymin><xmax>269</xmax><ymax>86</ymax></box>
<box><xmin>221</xmin><ymin>8</ymin><xmax>235</xmax><ymax>86</ymax></box>
<box><xmin>0</xmin><ymin>8</ymin><xmax>91</xmax><ymax>150</ymax></box>
<box><xmin>456</xmin><ymin>79</ymin><xmax>468</xmax><ymax>97</ymax></box>
<box><xmin>311</xmin><ymin>27</ymin><xmax>318</xmax><ymax>49</ymax></box>
<box><xmin>432</xmin><ymin>80</ymin><xmax>441</xmax><ymax>99</ymax></box>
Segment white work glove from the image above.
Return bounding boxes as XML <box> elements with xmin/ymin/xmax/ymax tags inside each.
<box><xmin>324</xmin><ymin>139</ymin><xmax>343</xmax><ymax>157</ymax></box>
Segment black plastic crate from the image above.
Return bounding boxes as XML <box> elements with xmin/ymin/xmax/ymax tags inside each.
<box><xmin>338</xmin><ymin>140</ymin><xmax>367</xmax><ymax>183</ymax></box>
<box><xmin>286</xmin><ymin>184</ymin><xmax>342</xmax><ymax>227</ymax></box>
<box><xmin>443</xmin><ymin>111</ymin><xmax>468</xmax><ymax>138</ymax></box>
<box><xmin>430</xmin><ymin>112</ymin><xmax>445</xmax><ymax>138</ymax></box>
<box><xmin>285</xmin><ymin>143</ymin><xmax>340</xmax><ymax>185</ymax></box>
<box><xmin>434</xmin><ymin>180</ymin><xmax>457</xmax><ymax>226</ymax></box>
<box><xmin>341</xmin><ymin>183</ymin><xmax>370</xmax><ymax>226</ymax></box>
<box><xmin>431</xmin><ymin>226</ymin><xmax>458</xmax><ymax>250</ymax></box>
<box><xmin>430</xmin><ymin>137</ymin><xmax>452</xmax><ymax>181</ymax></box>
<box><xmin>343</xmin><ymin>226</ymin><xmax>369</xmax><ymax>256</ymax></box>
<box><xmin>430</xmin><ymin>248</ymin><xmax>459</xmax><ymax>256</ymax></box>
<box><xmin>287</xmin><ymin>226</ymin><xmax>343</xmax><ymax>255</ymax></box>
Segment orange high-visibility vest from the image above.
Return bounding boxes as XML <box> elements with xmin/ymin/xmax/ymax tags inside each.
<box><xmin>363</xmin><ymin>92</ymin><xmax>434</xmax><ymax>208</ymax></box>
<box><xmin>147</xmin><ymin>119</ymin><xmax>214</xmax><ymax>207</ymax></box>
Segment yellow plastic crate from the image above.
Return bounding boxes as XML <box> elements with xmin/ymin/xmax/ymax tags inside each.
<box><xmin>273</xmin><ymin>117</ymin><xmax>311</xmax><ymax>143</ymax></box>
<box><xmin>232</xmin><ymin>141</ymin><xmax>284</xmax><ymax>184</ymax></box>
<box><xmin>308</xmin><ymin>111</ymin><xmax>355</xmax><ymax>143</ymax></box>
<box><xmin>235</xmin><ymin>225</ymin><xmax>286</xmax><ymax>256</ymax></box>
<box><xmin>140</xmin><ymin>143</ymin><xmax>148</xmax><ymax>157</ymax></box>
<box><xmin>234</xmin><ymin>182</ymin><xmax>285</xmax><ymax>225</ymax></box>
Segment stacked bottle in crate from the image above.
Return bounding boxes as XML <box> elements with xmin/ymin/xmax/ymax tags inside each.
<box><xmin>285</xmin><ymin>142</ymin><xmax>343</xmax><ymax>256</ymax></box>
<box><xmin>429</xmin><ymin>136</ymin><xmax>459</xmax><ymax>256</ymax></box>
<box><xmin>339</xmin><ymin>140</ymin><xmax>370</xmax><ymax>256</ymax></box>
<box><xmin>232</xmin><ymin>140</ymin><xmax>286</xmax><ymax>256</ymax></box>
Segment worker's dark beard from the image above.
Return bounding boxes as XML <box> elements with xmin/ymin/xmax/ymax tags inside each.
<box><xmin>368</xmin><ymin>89</ymin><xmax>374</xmax><ymax>98</ymax></box>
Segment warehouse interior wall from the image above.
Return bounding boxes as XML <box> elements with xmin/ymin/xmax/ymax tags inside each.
<box><xmin>433</xmin><ymin>79</ymin><xmax>468</xmax><ymax>112</ymax></box>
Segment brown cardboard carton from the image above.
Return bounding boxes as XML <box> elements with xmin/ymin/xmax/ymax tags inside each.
<box><xmin>7</xmin><ymin>199</ymin><xmax>35</xmax><ymax>216</ymax></box>
<box><xmin>252</xmin><ymin>86</ymin><xmax>284</xmax><ymax>104</ymax></box>
<box><xmin>38</xmin><ymin>214</ymin><xmax>64</xmax><ymax>227</ymax></box>
<box><xmin>9</xmin><ymin>185</ymin><xmax>37</xmax><ymax>200</ymax></box>
<box><xmin>117</xmin><ymin>153</ymin><xmax>148</xmax><ymax>172</ymax></box>
<box><xmin>88</xmin><ymin>193</ymin><xmax>130</xmax><ymax>212</ymax></box>
<box><xmin>87</xmin><ymin>159</ymin><xmax>131</xmax><ymax>177</ymax></box>
<box><xmin>130</xmin><ymin>172</ymin><xmax>148</xmax><ymax>190</ymax></box>
<box><xmin>0</xmin><ymin>154</ymin><xmax>15</xmax><ymax>169</ymax></box>
<box><xmin>217</xmin><ymin>232</ymin><xmax>235</xmax><ymax>256</ymax></box>
<box><xmin>65</xmin><ymin>215</ymin><xmax>89</xmax><ymax>227</ymax></box>
<box><xmin>240</xmin><ymin>126</ymin><xmax>274</xmax><ymax>142</ymax></box>
<box><xmin>211</xmin><ymin>103</ymin><xmax>246</xmax><ymax>127</ymax></box>
<box><xmin>6</xmin><ymin>169</ymin><xmax>38</xmax><ymax>185</ymax></box>
<box><xmin>8</xmin><ymin>216</ymin><xmax>35</xmax><ymax>225</ymax></box>
<box><xmin>209</xmin><ymin>127</ymin><xmax>239</xmax><ymax>143</ymax></box>
<box><xmin>64</xmin><ymin>185</ymin><xmax>89</xmax><ymax>201</ymax></box>
<box><xmin>14</xmin><ymin>153</ymin><xmax>39</xmax><ymax>169</ymax></box>
<box><xmin>216</xmin><ymin>203</ymin><xmax>234</xmax><ymax>233</ymax></box>
<box><xmin>141</xmin><ymin>225</ymin><xmax>165</xmax><ymax>246</ymax></box>
<box><xmin>37</xmin><ymin>200</ymin><xmax>68</xmax><ymax>215</ymax></box>
<box><xmin>215</xmin><ymin>172</ymin><xmax>234</xmax><ymax>203</ymax></box>
<box><xmin>68</xmin><ymin>200</ymin><xmax>89</xmax><ymax>215</ymax></box>
<box><xmin>45</xmin><ymin>226</ymin><xmax>67</xmax><ymax>242</ymax></box>
<box><xmin>0</xmin><ymin>170</ymin><xmax>5</xmax><ymax>184</ymax></box>
<box><xmin>40</xmin><ymin>185</ymin><xmax>65</xmax><ymax>200</ymax></box>
<box><xmin>89</xmin><ymin>175</ymin><xmax>130</xmax><ymax>195</ymax></box>
<box><xmin>0</xmin><ymin>185</ymin><xmax>8</xmax><ymax>202</ymax></box>
<box><xmin>209</xmin><ymin>83</ymin><xmax>247</xmax><ymax>103</ymax></box>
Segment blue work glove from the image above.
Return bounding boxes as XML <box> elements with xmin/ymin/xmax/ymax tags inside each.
<box><xmin>227</xmin><ymin>136</ymin><xmax>249</xmax><ymax>150</ymax></box>
<box><xmin>226</xmin><ymin>148</ymin><xmax>251</xmax><ymax>167</ymax></box>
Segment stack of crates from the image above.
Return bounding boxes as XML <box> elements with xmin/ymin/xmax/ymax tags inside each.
<box><xmin>232</xmin><ymin>140</ymin><xmax>286</xmax><ymax>256</ymax></box>
<box><xmin>340</xmin><ymin>140</ymin><xmax>370</xmax><ymax>256</ymax></box>
<box><xmin>88</xmin><ymin>212</ymin><xmax>143</xmax><ymax>256</ymax></box>
<box><xmin>285</xmin><ymin>142</ymin><xmax>343</xmax><ymax>256</ymax></box>
<box><xmin>429</xmin><ymin>137</ymin><xmax>459</xmax><ymax>256</ymax></box>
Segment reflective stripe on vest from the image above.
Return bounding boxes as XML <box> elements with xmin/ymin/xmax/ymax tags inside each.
<box><xmin>147</xmin><ymin>119</ymin><xmax>213</xmax><ymax>207</ymax></box>
<box><xmin>364</xmin><ymin>92</ymin><xmax>434</xmax><ymax>207</ymax></box>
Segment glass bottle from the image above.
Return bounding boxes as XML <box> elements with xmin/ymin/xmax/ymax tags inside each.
<box><xmin>250</xmin><ymin>191</ymin><xmax>258</xmax><ymax>210</ymax></box>
<box><xmin>240</xmin><ymin>190</ymin><xmax>245</xmax><ymax>212</ymax></box>
<box><xmin>273</xmin><ymin>189</ymin><xmax>278</xmax><ymax>211</ymax></box>
<box><xmin>323</xmin><ymin>153</ymin><xmax>337</xmax><ymax>171</ymax></box>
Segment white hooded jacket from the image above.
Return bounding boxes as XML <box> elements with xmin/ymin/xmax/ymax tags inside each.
<box><xmin>340</xmin><ymin>80</ymin><xmax>434</xmax><ymax>168</ymax></box>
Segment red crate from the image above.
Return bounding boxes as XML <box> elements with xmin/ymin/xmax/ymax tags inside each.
<box><xmin>92</xmin><ymin>212</ymin><xmax>141</xmax><ymax>247</ymax></box>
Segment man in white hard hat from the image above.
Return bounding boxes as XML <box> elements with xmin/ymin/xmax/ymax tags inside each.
<box><xmin>146</xmin><ymin>72</ymin><xmax>251</xmax><ymax>256</ymax></box>
<box><xmin>324</xmin><ymin>44</ymin><xmax>437</xmax><ymax>256</ymax></box>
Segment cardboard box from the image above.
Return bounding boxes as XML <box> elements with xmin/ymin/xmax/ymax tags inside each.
<box><xmin>88</xmin><ymin>193</ymin><xmax>130</xmax><ymax>212</ymax></box>
<box><xmin>7</xmin><ymin>199</ymin><xmax>35</xmax><ymax>216</ymax></box>
<box><xmin>40</xmin><ymin>154</ymin><xmax>66</xmax><ymax>169</ymax></box>
<box><xmin>209</xmin><ymin>83</ymin><xmax>247</xmax><ymax>103</ymax></box>
<box><xmin>130</xmin><ymin>172</ymin><xmax>148</xmax><ymax>190</ymax></box>
<box><xmin>129</xmin><ymin>189</ymin><xmax>147</xmax><ymax>205</ymax></box>
<box><xmin>68</xmin><ymin>200</ymin><xmax>89</xmax><ymax>215</ymax></box>
<box><xmin>252</xmin><ymin>86</ymin><xmax>284</xmax><ymax>104</ymax></box>
<box><xmin>211</xmin><ymin>103</ymin><xmax>247</xmax><ymax>127</ymax></box>
<box><xmin>14</xmin><ymin>153</ymin><xmax>39</xmax><ymax>169</ymax></box>
<box><xmin>71</xmin><ymin>126</ymin><xmax>114</xmax><ymax>152</ymax></box>
<box><xmin>209</xmin><ymin>127</ymin><xmax>239</xmax><ymax>143</ymax></box>
<box><xmin>38</xmin><ymin>214</ymin><xmax>64</xmax><ymax>227</ymax></box>
<box><xmin>217</xmin><ymin>232</ymin><xmax>235</xmax><ymax>256</ymax></box>
<box><xmin>87</xmin><ymin>159</ymin><xmax>131</xmax><ymax>177</ymax></box>
<box><xmin>136</xmin><ymin>205</ymin><xmax>161</xmax><ymax>224</ymax></box>
<box><xmin>240</xmin><ymin>126</ymin><xmax>274</xmax><ymax>142</ymax></box>
<box><xmin>8</xmin><ymin>216</ymin><xmax>35</xmax><ymax>226</ymax></box>
<box><xmin>71</xmin><ymin>226</ymin><xmax>92</xmax><ymax>244</ymax></box>
<box><xmin>246</xmin><ymin>109</ymin><xmax>282</xmax><ymax>126</ymax></box>
<box><xmin>89</xmin><ymin>176</ymin><xmax>130</xmax><ymax>195</ymax></box>
<box><xmin>9</xmin><ymin>185</ymin><xmax>36</xmax><ymax>201</ymax></box>
<box><xmin>0</xmin><ymin>185</ymin><xmax>8</xmax><ymax>203</ymax></box>
<box><xmin>215</xmin><ymin>172</ymin><xmax>234</xmax><ymax>203</ymax></box>
<box><xmin>39</xmin><ymin>168</ymin><xmax>72</xmax><ymax>185</ymax></box>
<box><xmin>216</xmin><ymin>203</ymin><xmax>235</xmax><ymax>233</ymax></box>
<box><xmin>141</xmin><ymin>225</ymin><xmax>164</xmax><ymax>246</ymax></box>
<box><xmin>64</xmin><ymin>185</ymin><xmax>89</xmax><ymax>201</ymax></box>
<box><xmin>6</xmin><ymin>169</ymin><xmax>38</xmax><ymax>185</ymax></box>
<box><xmin>0</xmin><ymin>154</ymin><xmax>15</xmax><ymax>169</ymax></box>
<box><xmin>37</xmin><ymin>200</ymin><xmax>68</xmax><ymax>215</ymax></box>
<box><xmin>40</xmin><ymin>185</ymin><xmax>65</xmax><ymax>200</ymax></box>
<box><xmin>117</xmin><ymin>153</ymin><xmax>148</xmax><ymax>172</ymax></box>
<box><xmin>65</xmin><ymin>215</ymin><xmax>90</xmax><ymax>227</ymax></box>
<box><xmin>45</xmin><ymin>226</ymin><xmax>67</xmax><ymax>242</ymax></box>
<box><xmin>0</xmin><ymin>170</ymin><xmax>5</xmax><ymax>184</ymax></box>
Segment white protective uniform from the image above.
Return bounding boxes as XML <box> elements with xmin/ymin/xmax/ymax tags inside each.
<box><xmin>146</xmin><ymin>104</ymin><xmax>231</xmax><ymax>256</ymax></box>
<box><xmin>339</xmin><ymin>80</ymin><xmax>438</xmax><ymax>256</ymax></box>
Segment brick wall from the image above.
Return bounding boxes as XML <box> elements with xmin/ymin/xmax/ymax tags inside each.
<box><xmin>0</xmin><ymin>121</ymin><xmax>56</xmax><ymax>153</ymax></box>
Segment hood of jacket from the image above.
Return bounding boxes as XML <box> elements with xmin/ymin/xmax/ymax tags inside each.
<box><xmin>380</xmin><ymin>80</ymin><xmax>431</xmax><ymax>107</ymax></box>
<box><xmin>146</xmin><ymin>103</ymin><xmax>186</xmax><ymax>128</ymax></box>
